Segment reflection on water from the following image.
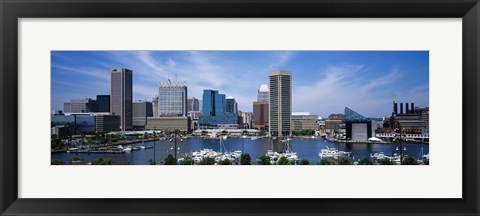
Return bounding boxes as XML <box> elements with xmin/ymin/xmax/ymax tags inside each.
<box><xmin>51</xmin><ymin>137</ymin><xmax>429</xmax><ymax>165</ymax></box>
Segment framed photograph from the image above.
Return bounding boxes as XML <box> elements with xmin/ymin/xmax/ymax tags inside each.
<box><xmin>1</xmin><ymin>0</ymin><xmax>479</xmax><ymax>215</ymax></box>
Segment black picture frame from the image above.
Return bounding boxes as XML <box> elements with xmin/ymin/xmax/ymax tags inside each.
<box><xmin>1</xmin><ymin>0</ymin><xmax>479</xmax><ymax>215</ymax></box>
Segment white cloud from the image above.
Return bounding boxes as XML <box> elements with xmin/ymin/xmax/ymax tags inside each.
<box><xmin>292</xmin><ymin>64</ymin><xmax>420</xmax><ymax>117</ymax></box>
<box><xmin>52</xmin><ymin>64</ymin><xmax>109</xmax><ymax>81</ymax></box>
<box><xmin>268</xmin><ymin>51</ymin><xmax>293</xmax><ymax>70</ymax></box>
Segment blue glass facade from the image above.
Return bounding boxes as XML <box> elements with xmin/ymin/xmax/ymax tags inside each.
<box><xmin>51</xmin><ymin>114</ymin><xmax>95</xmax><ymax>135</ymax></box>
<box><xmin>199</xmin><ymin>90</ymin><xmax>238</xmax><ymax>128</ymax></box>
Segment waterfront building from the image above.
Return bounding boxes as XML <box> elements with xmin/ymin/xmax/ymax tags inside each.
<box><xmin>110</xmin><ymin>68</ymin><xmax>133</xmax><ymax>131</ymax></box>
<box><xmin>188</xmin><ymin>111</ymin><xmax>202</xmax><ymax>130</ymax></box>
<box><xmin>152</xmin><ymin>97</ymin><xmax>158</xmax><ymax>117</ymax></box>
<box><xmin>94</xmin><ymin>114</ymin><xmax>120</xmax><ymax>133</ymax></box>
<box><xmin>132</xmin><ymin>100</ymin><xmax>153</xmax><ymax>130</ymax></box>
<box><xmin>268</xmin><ymin>70</ymin><xmax>292</xmax><ymax>137</ymax></box>
<box><xmin>325</xmin><ymin>114</ymin><xmax>344</xmax><ymax>134</ymax></box>
<box><xmin>257</xmin><ymin>83</ymin><xmax>269</xmax><ymax>102</ymax></box>
<box><xmin>146</xmin><ymin>116</ymin><xmax>190</xmax><ymax>132</ymax></box>
<box><xmin>344</xmin><ymin>107</ymin><xmax>375</xmax><ymax>141</ymax></box>
<box><xmin>187</xmin><ymin>97</ymin><xmax>200</xmax><ymax>112</ymax></box>
<box><xmin>51</xmin><ymin>113</ymin><xmax>95</xmax><ymax>135</ymax></box>
<box><xmin>188</xmin><ymin>111</ymin><xmax>202</xmax><ymax>120</ymax></box>
<box><xmin>291</xmin><ymin>112</ymin><xmax>319</xmax><ymax>131</ymax></box>
<box><xmin>239</xmin><ymin>111</ymin><xmax>253</xmax><ymax>129</ymax></box>
<box><xmin>217</xmin><ymin>124</ymin><xmax>240</xmax><ymax>129</ymax></box>
<box><xmin>96</xmin><ymin>95</ymin><xmax>110</xmax><ymax>112</ymax></box>
<box><xmin>64</xmin><ymin>98</ymin><xmax>97</xmax><ymax>113</ymax></box>
<box><xmin>153</xmin><ymin>79</ymin><xmax>188</xmax><ymax>117</ymax></box>
<box><xmin>192</xmin><ymin>128</ymin><xmax>260</xmax><ymax>137</ymax></box>
<box><xmin>198</xmin><ymin>89</ymin><xmax>238</xmax><ymax>129</ymax></box>
<box><xmin>252</xmin><ymin>83</ymin><xmax>269</xmax><ymax>130</ymax></box>
<box><xmin>52</xmin><ymin>110</ymin><xmax>64</xmax><ymax>115</ymax></box>
<box><xmin>51</xmin><ymin>125</ymin><xmax>69</xmax><ymax>139</ymax></box>
<box><xmin>252</xmin><ymin>102</ymin><xmax>269</xmax><ymax>130</ymax></box>
<box><xmin>226</xmin><ymin>96</ymin><xmax>238</xmax><ymax>115</ymax></box>
<box><xmin>383</xmin><ymin>101</ymin><xmax>428</xmax><ymax>134</ymax></box>
<box><xmin>415</xmin><ymin>107</ymin><xmax>430</xmax><ymax>130</ymax></box>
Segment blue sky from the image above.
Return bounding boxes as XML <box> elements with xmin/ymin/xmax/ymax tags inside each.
<box><xmin>51</xmin><ymin>51</ymin><xmax>429</xmax><ymax>118</ymax></box>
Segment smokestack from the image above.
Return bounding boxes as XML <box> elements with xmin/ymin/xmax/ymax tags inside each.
<box><xmin>400</xmin><ymin>103</ymin><xmax>404</xmax><ymax>114</ymax></box>
<box><xmin>406</xmin><ymin>104</ymin><xmax>409</xmax><ymax>114</ymax></box>
<box><xmin>393</xmin><ymin>101</ymin><xmax>398</xmax><ymax>114</ymax></box>
<box><xmin>411</xmin><ymin>103</ymin><xmax>414</xmax><ymax>113</ymax></box>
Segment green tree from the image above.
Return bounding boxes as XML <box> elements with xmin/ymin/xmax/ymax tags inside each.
<box><xmin>423</xmin><ymin>159</ymin><xmax>429</xmax><ymax>165</ymax></box>
<box><xmin>148</xmin><ymin>159</ymin><xmax>156</xmax><ymax>165</ymax></box>
<box><xmin>338</xmin><ymin>157</ymin><xmax>354</xmax><ymax>165</ymax></box>
<box><xmin>257</xmin><ymin>155</ymin><xmax>271</xmax><ymax>165</ymax></box>
<box><xmin>292</xmin><ymin>129</ymin><xmax>316</xmax><ymax>136</ymax></box>
<box><xmin>276</xmin><ymin>156</ymin><xmax>289</xmax><ymax>165</ymax></box>
<box><xmin>180</xmin><ymin>157</ymin><xmax>194</xmax><ymax>165</ymax></box>
<box><xmin>358</xmin><ymin>157</ymin><xmax>373</xmax><ymax>165</ymax></box>
<box><xmin>51</xmin><ymin>136</ymin><xmax>65</xmax><ymax>150</ymax></box>
<box><xmin>299</xmin><ymin>159</ymin><xmax>310</xmax><ymax>165</ymax></box>
<box><xmin>199</xmin><ymin>157</ymin><xmax>215</xmax><ymax>165</ymax></box>
<box><xmin>90</xmin><ymin>158</ymin><xmax>113</xmax><ymax>165</ymax></box>
<box><xmin>69</xmin><ymin>156</ymin><xmax>84</xmax><ymax>165</ymax></box>
<box><xmin>319</xmin><ymin>158</ymin><xmax>337</xmax><ymax>165</ymax></box>
<box><xmin>219</xmin><ymin>159</ymin><xmax>231</xmax><ymax>165</ymax></box>
<box><xmin>240</xmin><ymin>154</ymin><xmax>251</xmax><ymax>165</ymax></box>
<box><xmin>164</xmin><ymin>154</ymin><xmax>177</xmax><ymax>165</ymax></box>
<box><xmin>378</xmin><ymin>158</ymin><xmax>396</xmax><ymax>165</ymax></box>
<box><xmin>51</xmin><ymin>159</ymin><xmax>64</xmax><ymax>165</ymax></box>
<box><xmin>401</xmin><ymin>156</ymin><xmax>418</xmax><ymax>165</ymax></box>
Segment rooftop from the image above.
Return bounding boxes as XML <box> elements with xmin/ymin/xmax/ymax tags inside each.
<box><xmin>258</xmin><ymin>84</ymin><xmax>269</xmax><ymax>92</ymax></box>
<box><xmin>159</xmin><ymin>79</ymin><xmax>187</xmax><ymax>87</ymax></box>
<box><xmin>268</xmin><ymin>70</ymin><xmax>291</xmax><ymax>76</ymax></box>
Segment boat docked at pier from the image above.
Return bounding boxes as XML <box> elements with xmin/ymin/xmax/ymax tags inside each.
<box><xmin>186</xmin><ymin>135</ymin><xmax>242</xmax><ymax>164</ymax></box>
<box><xmin>264</xmin><ymin>138</ymin><xmax>299</xmax><ymax>164</ymax></box>
<box><xmin>318</xmin><ymin>146</ymin><xmax>351</xmax><ymax>159</ymax></box>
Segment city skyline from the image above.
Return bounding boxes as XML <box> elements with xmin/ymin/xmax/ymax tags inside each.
<box><xmin>51</xmin><ymin>51</ymin><xmax>429</xmax><ymax>118</ymax></box>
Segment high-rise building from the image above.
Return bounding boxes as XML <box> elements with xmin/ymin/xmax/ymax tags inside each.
<box><xmin>110</xmin><ymin>68</ymin><xmax>133</xmax><ymax>131</ymax></box>
<box><xmin>253</xmin><ymin>84</ymin><xmax>270</xmax><ymax>130</ymax></box>
<box><xmin>225</xmin><ymin>96</ymin><xmax>238</xmax><ymax>115</ymax></box>
<box><xmin>253</xmin><ymin>101</ymin><xmax>269</xmax><ymax>130</ymax></box>
<box><xmin>187</xmin><ymin>97</ymin><xmax>200</xmax><ymax>112</ymax></box>
<box><xmin>152</xmin><ymin>97</ymin><xmax>159</xmax><ymax>117</ymax></box>
<box><xmin>268</xmin><ymin>70</ymin><xmax>292</xmax><ymax>137</ymax></box>
<box><xmin>96</xmin><ymin>95</ymin><xmax>110</xmax><ymax>112</ymax></box>
<box><xmin>239</xmin><ymin>111</ymin><xmax>253</xmax><ymax>129</ymax></box>
<box><xmin>153</xmin><ymin>79</ymin><xmax>187</xmax><ymax>117</ymax></box>
<box><xmin>63</xmin><ymin>98</ymin><xmax>97</xmax><ymax>113</ymax></box>
<box><xmin>133</xmin><ymin>100</ymin><xmax>153</xmax><ymax>129</ymax></box>
<box><xmin>198</xmin><ymin>89</ymin><xmax>238</xmax><ymax>128</ymax></box>
<box><xmin>257</xmin><ymin>83</ymin><xmax>269</xmax><ymax>102</ymax></box>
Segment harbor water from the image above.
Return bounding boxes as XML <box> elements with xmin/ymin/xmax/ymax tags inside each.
<box><xmin>51</xmin><ymin>137</ymin><xmax>429</xmax><ymax>165</ymax></box>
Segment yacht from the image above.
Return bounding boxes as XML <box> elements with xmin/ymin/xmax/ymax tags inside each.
<box><xmin>319</xmin><ymin>146</ymin><xmax>351</xmax><ymax>159</ymax></box>
<box><xmin>66</xmin><ymin>147</ymin><xmax>79</xmax><ymax>153</ymax></box>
